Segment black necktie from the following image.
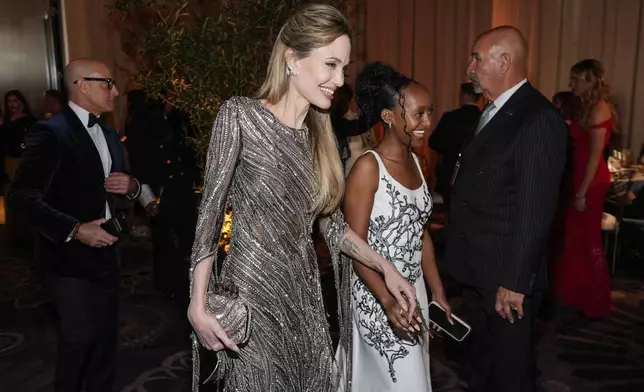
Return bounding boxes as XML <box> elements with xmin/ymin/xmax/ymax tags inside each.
<box><xmin>88</xmin><ymin>113</ymin><xmax>101</xmax><ymax>128</ymax></box>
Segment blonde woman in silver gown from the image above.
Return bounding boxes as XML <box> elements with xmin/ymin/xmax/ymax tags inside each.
<box><xmin>187</xmin><ymin>4</ymin><xmax>419</xmax><ymax>392</ymax></box>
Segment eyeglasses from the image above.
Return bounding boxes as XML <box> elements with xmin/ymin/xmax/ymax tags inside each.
<box><xmin>73</xmin><ymin>77</ymin><xmax>116</xmax><ymax>91</ymax></box>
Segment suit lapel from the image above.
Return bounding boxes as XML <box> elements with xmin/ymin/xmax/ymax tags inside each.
<box><xmin>101</xmin><ymin>125</ymin><xmax>124</xmax><ymax>173</ymax></box>
<box><xmin>62</xmin><ymin>108</ymin><xmax>105</xmax><ymax>178</ymax></box>
<box><xmin>462</xmin><ymin>83</ymin><xmax>535</xmax><ymax>158</ymax></box>
<box><xmin>99</xmin><ymin>123</ymin><xmax>125</xmax><ymax>217</ymax></box>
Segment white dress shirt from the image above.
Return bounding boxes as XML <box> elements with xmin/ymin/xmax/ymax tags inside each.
<box><xmin>139</xmin><ymin>184</ymin><xmax>157</xmax><ymax>208</ymax></box>
<box><xmin>486</xmin><ymin>78</ymin><xmax>528</xmax><ymax>123</ymax></box>
<box><xmin>68</xmin><ymin>100</ymin><xmax>112</xmax><ymax>219</ymax></box>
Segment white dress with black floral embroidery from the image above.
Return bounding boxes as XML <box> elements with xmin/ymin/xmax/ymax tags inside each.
<box><xmin>350</xmin><ymin>150</ymin><xmax>433</xmax><ymax>392</ymax></box>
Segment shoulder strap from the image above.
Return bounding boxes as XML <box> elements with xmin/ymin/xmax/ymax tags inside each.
<box><xmin>588</xmin><ymin>117</ymin><xmax>613</xmax><ymax>129</ymax></box>
<box><xmin>411</xmin><ymin>153</ymin><xmax>427</xmax><ymax>187</ymax></box>
<box><xmin>363</xmin><ymin>149</ymin><xmax>384</xmax><ymax>166</ymax></box>
<box><xmin>363</xmin><ymin>149</ymin><xmax>386</xmax><ymax>179</ymax></box>
<box><xmin>362</xmin><ymin>148</ymin><xmax>383</xmax><ymax>167</ymax></box>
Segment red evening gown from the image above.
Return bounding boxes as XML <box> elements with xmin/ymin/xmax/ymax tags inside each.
<box><xmin>553</xmin><ymin>117</ymin><xmax>614</xmax><ymax>318</ymax></box>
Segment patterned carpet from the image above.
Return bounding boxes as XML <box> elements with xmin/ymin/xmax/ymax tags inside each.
<box><xmin>0</xmin><ymin>227</ymin><xmax>643</xmax><ymax>392</ymax></box>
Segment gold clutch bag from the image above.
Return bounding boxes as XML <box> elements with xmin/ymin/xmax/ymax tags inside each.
<box><xmin>205</xmin><ymin>279</ymin><xmax>251</xmax><ymax>345</ymax></box>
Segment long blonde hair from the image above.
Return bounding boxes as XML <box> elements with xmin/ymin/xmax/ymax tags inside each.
<box><xmin>257</xmin><ymin>4</ymin><xmax>350</xmax><ymax>216</ymax></box>
<box><xmin>571</xmin><ymin>59</ymin><xmax>618</xmax><ymax>130</ymax></box>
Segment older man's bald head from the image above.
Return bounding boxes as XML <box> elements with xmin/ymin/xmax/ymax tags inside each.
<box><xmin>64</xmin><ymin>59</ymin><xmax>111</xmax><ymax>91</ymax></box>
<box><xmin>467</xmin><ymin>26</ymin><xmax>529</xmax><ymax>100</ymax></box>
<box><xmin>64</xmin><ymin>58</ymin><xmax>118</xmax><ymax>114</ymax></box>
<box><xmin>478</xmin><ymin>26</ymin><xmax>528</xmax><ymax>76</ymax></box>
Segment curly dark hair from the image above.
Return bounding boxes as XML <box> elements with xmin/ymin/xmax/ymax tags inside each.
<box><xmin>355</xmin><ymin>61</ymin><xmax>416</xmax><ymax>135</ymax></box>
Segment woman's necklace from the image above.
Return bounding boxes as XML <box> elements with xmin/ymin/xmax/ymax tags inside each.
<box><xmin>379</xmin><ymin>153</ymin><xmax>413</xmax><ymax>166</ymax></box>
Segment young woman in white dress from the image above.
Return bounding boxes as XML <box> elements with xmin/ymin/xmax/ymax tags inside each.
<box><xmin>343</xmin><ymin>62</ymin><xmax>452</xmax><ymax>391</ymax></box>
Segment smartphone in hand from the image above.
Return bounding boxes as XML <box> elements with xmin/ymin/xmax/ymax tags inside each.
<box><xmin>428</xmin><ymin>301</ymin><xmax>472</xmax><ymax>342</ymax></box>
<box><xmin>100</xmin><ymin>212</ymin><xmax>130</xmax><ymax>238</ymax></box>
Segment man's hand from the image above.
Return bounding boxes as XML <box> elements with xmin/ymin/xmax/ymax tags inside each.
<box><xmin>495</xmin><ymin>286</ymin><xmax>525</xmax><ymax>323</ymax></box>
<box><xmin>105</xmin><ymin>173</ymin><xmax>137</xmax><ymax>195</ymax></box>
<box><xmin>145</xmin><ymin>201</ymin><xmax>159</xmax><ymax>217</ymax></box>
<box><xmin>76</xmin><ymin>219</ymin><xmax>118</xmax><ymax>247</ymax></box>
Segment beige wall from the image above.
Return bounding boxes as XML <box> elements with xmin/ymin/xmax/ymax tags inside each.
<box><xmin>0</xmin><ymin>0</ymin><xmax>53</xmax><ymax>116</ymax></box>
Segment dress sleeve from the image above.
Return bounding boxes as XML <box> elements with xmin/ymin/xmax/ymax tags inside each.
<box><xmin>320</xmin><ymin>208</ymin><xmax>349</xmax><ymax>255</ymax></box>
<box><xmin>189</xmin><ymin>99</ymin><xmax>242</xmax><ymax>283</ymax></box>
<box><xmin>320</xmin><ymin>208</ymin><xmax>352</xmax><ymax>389</ymax></box>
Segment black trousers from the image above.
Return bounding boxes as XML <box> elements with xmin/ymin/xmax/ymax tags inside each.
<box><xmin>48</xmin><ymin>272</ymin><xmax>119</xmax><ymax>392</ymax></box>
<box><xmin>460</xmin><ymin>286</ymin><xmax>543</xmax><ymax>392</ymax></box>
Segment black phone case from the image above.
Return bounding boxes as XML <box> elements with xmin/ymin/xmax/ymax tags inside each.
<box><xmin>100</xmin><ymin>213</ymin><xmax>130</xmax><ymax>237</ymax></box>
<box><xmin>100</xmin><ymin>220</ymin><xmax>119</xmax><ymax>237</ymax></box>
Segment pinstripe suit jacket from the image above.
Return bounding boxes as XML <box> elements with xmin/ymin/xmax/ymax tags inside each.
<box><xmin>444</xmin><ymin>82</ymin><xmax>568</xmax><ymax>295</ymax></box>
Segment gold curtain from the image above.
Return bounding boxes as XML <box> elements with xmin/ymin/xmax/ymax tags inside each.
<box><xmin>351</xmin><ymin>0</ymin><xmax>644</xmax><ymax>183</ymax></box>
<box><xmin>348</xmin><ymin>0</ymin><xmax>493</xmax><ymax>183</ymax></box>
<box><xmin>62</xmin><ymin>0</ymin><xmax>644</xmax><ymax>156</ymax></box>
<box><xmin>493</xmin><ymin>0</ymin><xmax>644</xmax><ymax>154</ymax></box>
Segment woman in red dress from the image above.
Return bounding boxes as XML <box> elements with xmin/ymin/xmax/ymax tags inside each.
<box><xmin>553</xmin><ymin>59</ymin><xmax>616</xmax><ymax>318</ymax></box>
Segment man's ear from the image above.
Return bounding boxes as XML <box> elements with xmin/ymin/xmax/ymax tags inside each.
<box><xmin>498</xmin><ymin>52</ymin><xmax>511</xmax><ymax>75</ymax></box>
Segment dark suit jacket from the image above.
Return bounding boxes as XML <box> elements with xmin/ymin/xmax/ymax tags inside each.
<box><xmin>429</xmin><ymin>104</ymin><xmax>481</xmax><ymax>200</ymax></box>
<box><xmin>444</xmin><ymin>83</ymin><xmax>568</xmax><ymax>294</ymax></box>
<box><xmin>125</xmin><ymin>104</ymin><xmax>199</xmax><ymax>196</ymax></box>
<box><xmin>8</xmin><ymin>107</ymin><xmax>129</xmax><ymax>278</ymax></box>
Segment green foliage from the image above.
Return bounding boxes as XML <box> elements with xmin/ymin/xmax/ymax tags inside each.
<box><xmin>113</xmin><ymin>0</ymin><xmax>352</xmax><ymax>169</ymax></box>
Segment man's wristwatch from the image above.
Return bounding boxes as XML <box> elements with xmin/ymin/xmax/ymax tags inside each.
<box><xmin>125</xmin><ymin>178</ymin><xmax>142</xmax><ymax>201</ymax></box>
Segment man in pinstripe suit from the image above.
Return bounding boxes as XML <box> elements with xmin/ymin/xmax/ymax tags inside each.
<box><xmin>444</xmin><ymin>26</ymin><xmax>567</xmax><ymax>392</ymax></box>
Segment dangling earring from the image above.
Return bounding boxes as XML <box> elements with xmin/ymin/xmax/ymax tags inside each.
<box><xmin>286</xmin><ymin>63</ymin><xmax>296</xmax><ymax>77</ymax></box>
<box><xmin>384</xmin><ymin>122</ymin><xmax>391</xmax><ymax>129</ymax></box>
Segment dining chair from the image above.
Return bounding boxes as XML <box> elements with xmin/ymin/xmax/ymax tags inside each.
<box><xmin>603</xmin><ymin>170</ymin><xmax>636</xmax><ymax>273</ymax></box>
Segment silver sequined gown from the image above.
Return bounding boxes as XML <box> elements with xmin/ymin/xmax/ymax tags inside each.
<box><xmin>190</xmin><ymin>97</ymin><xmax>350</xmax><ymax>392</ymax></box>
